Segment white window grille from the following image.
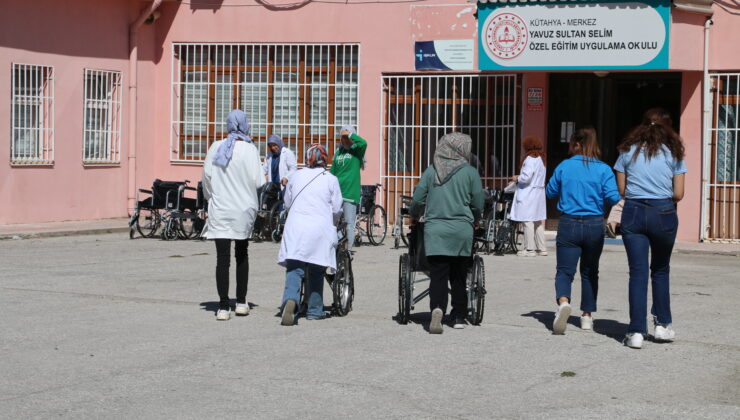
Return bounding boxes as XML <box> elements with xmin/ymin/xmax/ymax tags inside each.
<box><xmin>11</xmin><ymin>63</ymin><xmax>54</xmax><ymax>165</ymax></box>
<box><xmin>171</xmin><ymin>43</ymin><xmax>360</xmax><ymax>163</ymax></box>
<box><xmin>83</xmin><ymin>69</ymin><xmax>122</xmax><ymax>165</ymax></box>
<box><xmin>381</xmin><ymin>74</ymin><xmax>520</xmax><ymax>222</ymax></box>
<box><xmin>705</xmin><ymin>73</ymin><xmax>740</xmax><ymax>242</ymax></box>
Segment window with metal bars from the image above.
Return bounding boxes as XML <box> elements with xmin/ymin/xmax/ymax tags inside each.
<box><xmin>11</xmin><ymin>63</ymin><xmax>54</xmax><ymax>165</ymax></box>
<box><xmin>83</xmin><ymin>69</ymin><xmax>122</xmax><ymax>165</ymax></box>
<box><xmin>171</xmin><ymin>43</ymin><xmax>359</xmax><ymax>162</ymax></box>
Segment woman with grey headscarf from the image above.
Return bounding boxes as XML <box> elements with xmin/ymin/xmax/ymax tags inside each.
<box><xmin>202</xmin><ymin>109</ymin><xmax>265</xmax><ymax>321</ymax></box>
<box><xmin>410</xmin><ymin>132</ymin><xmax>484</xmax><ymax>334</ymax></box>
<box><xmin>330</xmin><ymin>125</ymin><xmax>367</xmax><ymax>250</ymax></box>
<box><xmin>262</xmin><ymin>134</ymin><xmax>297</xmax><ymax>186</ymax></box>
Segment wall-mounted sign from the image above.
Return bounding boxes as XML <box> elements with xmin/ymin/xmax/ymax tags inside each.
<box><xmin>527</xmin><ymin>87</ymin><xmax>543</xmax><ymax>111</ymax></box>
<box><xmin>478</xmin><ymin>0</ymin><xmax>670</xmax><ymax>70</ymax></box>
<box><xmin>415</xmin><ymin>40</ymin><xmax>475</xmax><ymax>71</ymax></box>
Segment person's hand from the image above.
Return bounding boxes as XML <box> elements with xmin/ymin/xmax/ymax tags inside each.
<box><xmin>281</xmin><ymin>177</ymin><xmax>288</xmax><ymax>186</ymax></box>
<box><xmin>512</xmin><ymin>175</ymin><xmax>519</xmax><ymax>183</ymax></box>
<box><xmin>409</xmin><ymin>218</ymin><xmax>417</xmax><ymax>226</ymax></box>
<box><xmin>340</xmin><ymin>129</ymin><xmax>351</xmax><ymax>138</ymax></box>
<box><xmin>474</xmin><ymin>221</ymin><xmax>480</xmax><ymax>229</ymax></box>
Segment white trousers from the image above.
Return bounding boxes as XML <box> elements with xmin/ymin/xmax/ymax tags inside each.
<box><xmin>522</xmin><ymin>221</ymin><xmax>546</xmax><ymax>252</ymax></box>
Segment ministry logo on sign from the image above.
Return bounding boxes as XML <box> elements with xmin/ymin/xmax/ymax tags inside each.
<box><xmin>483</xmin><ymin>12</ymin><xmax>528</xmax><ymax>60</ymax></box>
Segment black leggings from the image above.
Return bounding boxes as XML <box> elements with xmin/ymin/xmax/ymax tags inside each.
<box><xmin>427</xmin><ymin>255</ymin><xmax>470</xmax><ymax>319</ymax></box>
<box><xmin>215</xmin><ymin>239</ymin><xmax>249</xmax><ymax>309</ymax></box>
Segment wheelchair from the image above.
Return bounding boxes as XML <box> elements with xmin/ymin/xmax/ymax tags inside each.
<box><xmin>251</xmin><ymin>182</ymin><xmax>283</xmax><ymax>242</ymax></box>
<box><xmin>397</xmin><ymin>222</ymin><xmax>486</xmax><ymax>326</ymax></box>
<box><xmin>129</xmin><ymin>179</ymin><xmax>206</xmax><ymax>240</ymax></box>
<box><xmin>473</xmin><ymin>189</ymin><xmax>497</xmax><ymax>254</ymax></box>
<box><xmin>298</xmin><ymin>216</ymin><xmax>354</xmax><ymax>317</ymax></box>
<box><xmin>353</xmin><ymin>184</ymin><xmax>387</xmax><ymax>247</ymax></box>
<box><xmin>392</xmin><ymin>195</ymin><xmax>413</xmax><ymax>249</ymax></box>
<box><xmin>490</xmin><ymin>190</ymin><xmax>524</xmax><ymax>255</ymax></box>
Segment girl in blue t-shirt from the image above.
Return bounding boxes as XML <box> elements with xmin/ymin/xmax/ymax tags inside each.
<box><xmin>546</xmin><ymin>127</ymin><xmax>621</xmax><ymax>335</ymax></box>
<box><xmin>614</xmin><ymin>108</ymin><xmax>687</xmax><ymax>349</ymax></box>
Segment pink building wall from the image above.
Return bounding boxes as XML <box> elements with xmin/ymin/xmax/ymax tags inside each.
<box><xmin>1</xmin><ymin>0</ymin><xmax>738</xmax><ymax>243</ymax></box>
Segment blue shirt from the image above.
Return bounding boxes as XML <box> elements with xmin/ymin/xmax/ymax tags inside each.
<box><xmin>613</xmin><ymin>145</ymin><xmax>687</xmax><ymax>199</ymax></box>
<box><xmin>546</xmin><ymin>156</ymin><xmax>622</xmax><ymax>216</ymax></box>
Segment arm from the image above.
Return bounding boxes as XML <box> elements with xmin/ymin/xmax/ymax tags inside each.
<box><xmin>348</xmin><ymin>133</ymin><xmax>368</xmax><ymax>159</ymax></box>
<box><xmin>285</xmin><ymin>149</ymin><xmax>298</xmax><ymax>178</ymax></box>
<box><xmin>283</xmin><ymin>178</ymin><xmax>294</xmax><ymax>209</ymax></box>
<box><xmin>410</xmin><ymin>169</ymin><xmax>431</xmax><ymax>219</ymax></box>
<box><xmin>252</xmin><ymin>148</ymin><xmax>266</xmax><ymax>192</ymax></box>
<box><xmin>673</xmin><ymin>173</ymin><xmax>685</xmax><ymax>203</ymax></box>
<box><xmin>545</xmin><ymin>166</ymin><xmax>560</xmax><ymax>199</ymax></box>
<box><xmin>616</xmin><ymin>171</ymin><xmax>626</xmax><ymax>197</ymax></box>
<box><xmin>330</xmin><ymin>175</ymin><xmax>344</xmax><ymax>222</ymax></box>
<box><xmin>516</xmin><ymin>158</ymin><xmax>535</xmax><ymax>185</ymax></box>
<box><xmin>202</xmin><ymin>144</ymin><xmax>216</xmax><ymax>200</ymax></box>
<box><xmin>602</xmin><ymin>168</ymin><xmax>622</xmax><ymax>206</ymax></box>
<box><xmin>469</xmin><ymin>171</ymin><xmax>485</xmax><ymax>222</ymax></box>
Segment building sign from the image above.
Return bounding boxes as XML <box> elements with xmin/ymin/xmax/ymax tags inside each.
<box><xmin>527</xmin><ymin>87</ymin><xmax>543</xmax><ymax>111</ymax></box>
<box><xmin>415</xmin><ymin>40</ymin><xmax>475</xmax><ymax>71</ymax></box>
<box><xmin>478</xmin><ymin>0</ymin><xmax>670</xmax><ymax>70</ymax></box>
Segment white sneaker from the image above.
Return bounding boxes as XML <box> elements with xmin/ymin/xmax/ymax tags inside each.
<box><xmin>281</xmin><ymin>300</ymin><xmax>296</xmax><ymax>326</ymax></box>
<box><xmin>235</xmin><ymin>303</ymin><xmax>250</xmax><ymax>316</ymax></box>
<box><xmin>537</xmin><ymin>250</ymin><xmax>548</xmax><ymax>257</ymax></box>
<box><xmin>429</xmin><ymin>308</ymin><xmax>444</xmax><ymax>334</ymax></box>
<box><xmin>625</xmin><ymin>333</ymin><xmax>644</xmax><ymax>349</ymax></box>
<box><xmin>580</xmin><ymin>315</ymin><xmax>593</xmax><ymax>330</ymax></box>
<box><xmin>654</xmin><ymin>325</ymin><xmax>675</xmax><ymax>342</ymax></box>
<box><xmin>517</xmin><ymin>250</ymin><xmax>537</xmax><ymax>257</ymax></box>
<box><xmin>552</xmin><ymin>302</ymin><xmax>571</xmax><ymax>335</ymax></box>
<box><xmin>216</xmin><ymin>308</ymin><xmax>232</xmax><ymax>321</ymax></box>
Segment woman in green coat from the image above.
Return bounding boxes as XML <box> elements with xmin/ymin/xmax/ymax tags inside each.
<box><xmin>410</xmin><ymin>132</ymin><xmax>484</xmax><ymax>334</ymax></box>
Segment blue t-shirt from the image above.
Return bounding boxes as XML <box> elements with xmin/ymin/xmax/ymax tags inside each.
<box><xmin>613</xmin><ymin>145</ymin><xmax>687</xmax><ymax>199</ymax></box>
<box><xmin>546</xmin><ymin>156</ymin><xmax>622</xmax><ymax>216</ymax></box>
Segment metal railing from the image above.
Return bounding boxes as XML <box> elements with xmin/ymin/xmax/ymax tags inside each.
<box><xmin>11</xmin><ymin>63</ymin><xmax>54</xmax><ymax>165</ymax></box>
<box><xmin>83</xmin><ymin>69</ymin><xmax>122</xmax><ymax>165</ymax></box>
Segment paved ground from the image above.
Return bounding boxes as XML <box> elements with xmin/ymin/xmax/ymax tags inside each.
<box><xmin>1</xmin><ymin>233</ymin><xmax>738</xmax><ymax>419</ymax></box>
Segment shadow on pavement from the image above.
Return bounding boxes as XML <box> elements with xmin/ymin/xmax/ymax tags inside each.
<box><xmin>199</xmin><ymin>301</ymin><xmax>259</xmax><ymax>313</ymax></box>
<box><xmin>521</xmin><ymin>310</ymin><xmax>628</xmax><ymax>342</ymax></box>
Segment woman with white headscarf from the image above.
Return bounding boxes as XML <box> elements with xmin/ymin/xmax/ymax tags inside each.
<box><xmin>278</xmin><ymin>144</ymin><xmax>344</xmax><ymax>326</ymax></box>
<box><xmin>410</xmin><ymin>132</ymin><xmax>484</xmax><ymax>334</ymax></box>
<box><xmin>330</xmin><ymin>126</ymin><xmax>367</xmax><ymax>250</ymax></box>
<box><xmin>202</xmin><ymin>109</ymin><xmax>265</xmax><ymax>321</ymax></box>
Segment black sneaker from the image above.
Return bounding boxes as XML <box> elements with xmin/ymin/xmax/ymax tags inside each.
<box><xmin>453</xmin><ymin>317</ymin><xmax>467</xmax><ymax>329</ymax></box>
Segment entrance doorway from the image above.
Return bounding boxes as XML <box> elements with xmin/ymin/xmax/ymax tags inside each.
<box><xmin>546</xmin><ymin>72</ymin><xmax>682</xmax><ymax>222</ymax></box>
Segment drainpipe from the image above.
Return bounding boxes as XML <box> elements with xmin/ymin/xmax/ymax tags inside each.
<box><xmin>699</xmin><ymin>17</ymin><xmax>714</xmax><ymax>241</ymax></box>
<box><xmin>128</xmin><ymin>0</ymin><xmax>163</xmax><ymax>209</ymax></box>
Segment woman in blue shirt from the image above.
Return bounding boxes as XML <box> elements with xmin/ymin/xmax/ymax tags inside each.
<box><xmin>614</xmin><ymin>108</ymin><xmax>686</xmax><ymax>349</ymax></box>
<box><xmin>546</xmin><ymin>127</ymin><xmax>621</xmax><ymax>335</ymax></box>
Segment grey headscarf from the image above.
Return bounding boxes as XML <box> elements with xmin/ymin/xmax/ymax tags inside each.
<box><xmin>267</xmin><ymin>134</ymin><xmax>284</xmax><ymax>157</ymax></box>
<box><xmin>213</xmin><ymin>109</ymin><xmax>251</xmax><ymax>168</ymax></box>
<box><xmin>433</xmin><ymin>132</ymin><xmax>472</xmax><ymax>184</ymax></box>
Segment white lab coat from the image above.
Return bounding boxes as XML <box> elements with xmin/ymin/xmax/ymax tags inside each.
<box><xmin>510</xmin><ymin>156</ymin><xmax>547</xmax><ymax>222</ymax></box>
<box><xmin>278</xmin><ymin>168</ymin><xmax>344</xmax><ymax>271</ymax></box>
<box><xmin>263</xmin><ymin>147</ymin><xmax>297</xmax><ymax>182</ymax></box>
<box><xmin>202</xmin><ymin>140</ymin><xmax>265</xmax><ymax>239</ymax></box>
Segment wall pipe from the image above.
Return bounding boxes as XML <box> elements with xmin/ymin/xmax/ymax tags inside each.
<box><xmin>699</xmin><ymin>17</ymin><xmax>714</xmax><ymax>241</ymax></box>
<box><xmin>128</xmin><ymin>0</ymin><xmax>163</xmax><ymax>208</ymax></box>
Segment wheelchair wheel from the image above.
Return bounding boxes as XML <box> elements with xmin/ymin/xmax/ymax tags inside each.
<box><xmin>397</xmin><ymin>253</ymin><xmax>412</xmax><ymax>324</ymax></box>
<box><xmin>400</xmin><ymin>223</ymin><xmax>409</xmax><ymax>247</ymax></box>
<box><xmin>135</xmin><ymin>208</ymin><xmax>161</xmax><ymax>238</ymax></box>
<box><xmin>161</xmin><ymin>218</ymin><xmax>179</xmax><ymax>241</ymax></box>
<box><xmin>512</xmin><ymin>222</ymin><xmax>525</xmax><ymax>252</ymax></box>
<box><xmin>332</xmin><ymin>248</ymin><xmax>354</xmax><ymax>316</ymax></box>
<box><xmin>178</xmin><ymin>217</ymin><xmax>197</xmax><ymax>239</ymax></box>
<box><xmin>467</xmin><ymin>255</ymin><xmax>486</xmax><ymax>325</ymax></box>
<box><xmin>482</xmin><ymin>218</ymin><xmax>496</xmax><ymax>254</ymax></box>
<box><xmin>268</xmin><ymin>201</ymin><xmax>283</xmax><ymax>243</ymax></box>
<box><xmin>367</xmin><ymin>205</ymin><xmax>387</xmax><ymax>246</ymax></box>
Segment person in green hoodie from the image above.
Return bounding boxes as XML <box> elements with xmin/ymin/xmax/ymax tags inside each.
<box><xmin>330</xmin><ymin>125</ymin><xmax>367</xmax><ymax>250</ymax></box>
<box><xmin>410</xmin><ymin>132</ymin><xmax>484</xmax><ymax>334</ymax></box>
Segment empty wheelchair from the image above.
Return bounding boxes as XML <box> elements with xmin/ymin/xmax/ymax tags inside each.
<box><xmin>392</xmin><ymin>195</ymin><xmax>413</xmax><ymax>249</ymax></box>
<box><xmin>397</xmin><ymin>222</ymin><xmax>486</xmax><ymax>326</ymax></box>
<box><xmin>129</xmin><ymin>179</ymin><xmax>205</xmax><ymax>240</ymax></box>
<box><xmin>490</xmin><ymin>190</ymin><xmax>524</xmax><ymax>255</ymax></box>
<box><xmin>353</xmin><ymin>184</ymin><xmax>387</xmax><ymax>247</ymax></box>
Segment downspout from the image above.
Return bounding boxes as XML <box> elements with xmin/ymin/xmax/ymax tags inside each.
<box><xmin>128</xmin><ymin>0</ymin><xmax>163</xmax><ymax>208</ymax></box>
<box><xmin>699</xmin><ymin>17</ymin><xmax>714</xmax><ymax>241</ymax></box>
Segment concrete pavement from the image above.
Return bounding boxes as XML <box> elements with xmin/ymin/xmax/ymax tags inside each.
<box><xmin>0</xmin><ymin>233</ymin><xmax>738</xmax><ymax>419</ymax></box>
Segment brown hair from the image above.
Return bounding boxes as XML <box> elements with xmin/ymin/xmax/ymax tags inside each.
<box><xmin>521</xmin><ymin>136</ymin><xmax>545</xmax><ymax>165</ymax></box>
<box><xmin>618</xmin><ymin>108</ymin><xmax>685</xmax><ymax>161</ymax></box>
<box><xmin>569</xmin><ymin>127</ymin><xmax>601</xmax><ymax>164</ymax></box>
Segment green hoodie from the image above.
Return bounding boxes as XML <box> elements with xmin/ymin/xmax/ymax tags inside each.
<box><xmin>330</xmin><ymin>133</ymin><xmax>367</xmax><ymax>204</ymax></box>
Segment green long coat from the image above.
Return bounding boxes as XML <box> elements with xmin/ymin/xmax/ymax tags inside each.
<box><xmin>410</xmin><ymin>165</ymin><xmax>484</xmax><ymax>257</ymax></box>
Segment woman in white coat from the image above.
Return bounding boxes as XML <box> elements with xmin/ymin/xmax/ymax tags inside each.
<box><xmin>202</xmin><ymin>109</ymin><xmax>265</xmax><ymax>321</ymax></box>
<box><xmin>278</xmin><ymin>144</ymin><xmax>344</xmax><ymax>326</ymax></box>
<box><xmin>510</xmin><ymin>136</ymin><xmax>548</xmax><ymax>257</ymax></box>
<box><xmin>262</xmin><ymin>134</ymin><xmax>297</xmax><ymax>186</ymax></box>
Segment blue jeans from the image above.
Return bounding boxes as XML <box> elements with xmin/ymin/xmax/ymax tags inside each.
<box><xmin>342</xmin><ymin>201</ymin><xmax>358</xmax><ymax>249</ymax></box>
<box><xmin>281</xmin><ymin>259</ymin><xmax>326</xmax><ymax>319</ymax></box>
<box><xmin>555</xmin><ymin>214</ymin><xmax>605</xmax><ymax>313</ymax></box>
<box><xmin>621</xmin><ymin>199</ymin><xmax>677</xmax><ymax>335</ymax></box>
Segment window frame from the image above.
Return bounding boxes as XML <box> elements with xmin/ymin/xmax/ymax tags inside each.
<box><xmin>11</xmin><ymin>63</ymin><xmax>54</xmax><ymax>166</ymax></box>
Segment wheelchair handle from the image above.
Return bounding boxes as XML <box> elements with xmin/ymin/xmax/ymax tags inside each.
<box><xmin>138</xmin><ymin>189</ymin><xmax>152</xmax><ymax>194</ymax></box>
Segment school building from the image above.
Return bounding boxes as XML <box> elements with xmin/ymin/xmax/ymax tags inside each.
<box><xmin>1</xmin><ymin>0</ymin><xmax>738</xmax><ymax>242</ymax></box>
